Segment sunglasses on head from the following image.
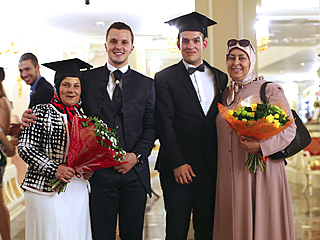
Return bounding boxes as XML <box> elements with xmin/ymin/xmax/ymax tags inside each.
<box><xmin>227</xmin><ymin>39</ymin><xmax>255</xmax><ymax>53</ymax></box>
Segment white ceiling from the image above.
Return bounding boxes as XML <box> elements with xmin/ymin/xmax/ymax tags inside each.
<box><xmin>1</xmin><ymin>0</ymin><xmax>320</xmax><ymax>82</ymax></box>
<box><xmin>0</xmin><ymin>0</ymin><xmax>194</xmax><ymax>44</ymax></box>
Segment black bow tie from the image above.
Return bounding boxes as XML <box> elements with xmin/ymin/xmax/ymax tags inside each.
<box><xmin>187</xmin><ymin>63</ymin><xmax>205</xmax><ymax>75</ymax></box>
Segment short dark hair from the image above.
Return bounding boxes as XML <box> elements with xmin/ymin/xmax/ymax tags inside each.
<box><xmin>106</xmin><ymin>22</ymin><xmax>134</xmax><ymax>44</ymax></box>
<box><xmin>19</xmin><ymin>53</ymin><xmax>39</xmax><ymax>68</ymax></box>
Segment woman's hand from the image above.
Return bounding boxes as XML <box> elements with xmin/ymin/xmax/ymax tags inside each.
<box><xmin>240</xmin><ymin>136</ymin><xmax>261</xmax><ymax>154</ymax></box>
<box><xmin>55</xmin><ymin>164</ymin><xmax>75</xmax><ymax>183</ymax></box>
<box><xmin>83</xmin><ymin>171</ymin><xmax>94</xmax><ymax>180</ymax></box>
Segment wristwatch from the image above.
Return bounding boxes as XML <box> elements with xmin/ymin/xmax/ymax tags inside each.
<box><xmin>133</xmin><ymin>152</ymin><xmax>143</xmax><ymax>164</ymax></box>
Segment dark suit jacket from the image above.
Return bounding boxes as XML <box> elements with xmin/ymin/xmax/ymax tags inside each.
<box><xmin>81</xmin><ymin>64</ymin><xmax>156</xmax><ymax>196</ymax></box>
<box><xmin>155</xmin><ymin>60</ymin><xmax>228</xmax><ymax>178</ymax></box>
<box><xmin>29</xmin><ymin>77</ymin><xmax>54</xmax><ymax>108</ymax></box>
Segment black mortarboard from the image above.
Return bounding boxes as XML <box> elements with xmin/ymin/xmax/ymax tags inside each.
<box><xmin>42</xmin><ymin>58</ymin><xmax>92</xmax><ymax>82</ymax></box>
<box><xmin>42</xmin><ymin>58</ymin><xmax>92</xmax><ymax>96</ymax></box>
<box><xmin>165</xmin><ymin>11</ymin><xmax>217</xmax><ymax>38</ymax></box>
<box><xmin>0</xmin><ymin>67</ymin><xmax>4</xmax><ymax>81</ymax></box>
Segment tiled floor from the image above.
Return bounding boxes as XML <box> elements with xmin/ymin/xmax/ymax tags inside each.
<box><xmin>10</xmin><ymin>160</ymin><xmax>320</xmax><ymax>240</ymax></box>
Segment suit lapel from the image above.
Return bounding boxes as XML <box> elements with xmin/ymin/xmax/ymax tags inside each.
<box><xmin>102</xmin><ymin>64</ymin><xmax>115</xmax><ymax>107</ymax></box>
<box><xmin>176</xmin><ymin>61</ymin><xmax>204</xmax><ymax>114</ymax></box>
<box><xmin>29</xmin><ymin>77</ymin><xmax>44</xmax><ymax>108</ymax></box>
<box><xmin>121</xmin><ymin>67</ymin><xmax>132</xmax><ymax>100</ymax></box>
<box><xmin>204</xmin><ymin>61</ymin><xmax>222</xmax><ymax>118</ymax></box>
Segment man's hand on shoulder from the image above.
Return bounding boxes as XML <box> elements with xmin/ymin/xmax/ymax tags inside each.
<box><xmin>173</xmin><ymin>164</ymin><xmax>196</xmax><ymax>185</ymax></box>
<box><xmin>20</xmin><ymin>109</ymin><xmax>36</xmax><ymax>130</ymax></box>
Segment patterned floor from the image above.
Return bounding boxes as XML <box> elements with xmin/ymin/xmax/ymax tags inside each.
<box><xmin>10</xmin><ymin>156</ymin><xmax>320</xmax><ymax>240</ymax></box>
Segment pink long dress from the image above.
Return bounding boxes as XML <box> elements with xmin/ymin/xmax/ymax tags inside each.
<box><xmin>213</xmin><ymin>80</ymin><xmax>296</xmax><ymax>240</ymax></box>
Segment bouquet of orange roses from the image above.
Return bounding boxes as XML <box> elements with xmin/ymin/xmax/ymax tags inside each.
<box><xmin>218</xmin><ymin>100</ymin><xmax>294</xmax><ymax>173</ymax></box>
<box><xmin>49</xmin><ymin>115</ymin><xmax>126</xmax><ymax>193</ymax></box>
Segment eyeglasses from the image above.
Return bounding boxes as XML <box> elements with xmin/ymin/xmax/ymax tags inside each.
<box><xmin>227</xmin><ymin>39</ymin><xmax>255</xmax><ymax>53</ymax></box>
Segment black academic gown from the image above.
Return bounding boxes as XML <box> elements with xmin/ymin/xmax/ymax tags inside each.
<box><xmin>154</xmin><ymin>60</ymin><xmax>228</xmax><ymax>239</ymax></box>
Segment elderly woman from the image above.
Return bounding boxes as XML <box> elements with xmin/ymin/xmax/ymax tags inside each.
<box><xmin>18</xmin><ymin>59</ymin><xmax>93</xmax><ymax>240</ymax></box>
<box><xmin>213</xmin><ymin>39</ymin><xmax>296</xmax><ymax>240</ymax></box>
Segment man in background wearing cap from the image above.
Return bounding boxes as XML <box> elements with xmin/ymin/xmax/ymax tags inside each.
<box><xmin>81</xmin><ymin>22</ymin><xmax>155</xmax><ymax>240</ymax></box>
<box><xmin>154</xmin><ymin>12</ymin><xmax>228</xmax><ymax>239</ymax></box>
<box><xmin>18</xmin><ymin>53</ymin><xmax>54</xmax><ymax>108</ymax></box>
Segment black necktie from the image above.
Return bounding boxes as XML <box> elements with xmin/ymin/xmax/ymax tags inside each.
<box><xmin>112</xmin><ymin>70</ymin><xmax>123</xmax><ymax>113</ymax></box>
<box><xmin>187</xmin><ymin>63</ymin><xmax>205</xmax><ymax>75</ymax></box>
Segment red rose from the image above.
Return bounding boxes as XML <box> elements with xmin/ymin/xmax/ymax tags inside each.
<box><xmin>80</xmin><ymin>118</ymin><xmax>89</xmax><ymax>123</ymax></box>
<box><xmin>102</xmin><ymin>139</ymin><xmax>112</xmax><ymax>146</ymax></box>
<box><xmin>96</xmin><ymin>136</ymin><xmax>102</xmax><ymax>141</ymax></box>
<box><xmin>88</xmin><ymin>122</ymin><xmax>93</xmax><ymax>126</ymax></box>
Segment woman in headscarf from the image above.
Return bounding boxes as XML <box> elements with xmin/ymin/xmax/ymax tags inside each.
<box><xmin>213</xmin><ymin>39</ymin><xmax>296</xmax><ymax>240</ymax></box>
<box><xmin>18</xmin><ymin>58</ymin><xmax>93</xmax><ymax>240</ymax></box>
<box><xmin>0</xmin><ymin>67</ymin><xmax>15</xmax><ymax>240</ymax></box>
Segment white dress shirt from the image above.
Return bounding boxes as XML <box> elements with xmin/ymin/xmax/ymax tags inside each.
<box><xmin>183</xmin><ymin>60</ymin><xmax>215</xmax><ymax>115</ymax></box>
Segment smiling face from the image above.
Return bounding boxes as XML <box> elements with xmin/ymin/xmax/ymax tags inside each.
<box><xmin>105</xmin><ymin>28</ymin><xmax>134</xmax><ymax>69</ymax></box>
<box><xmin>227</xmin><ymin>48</ymin><xmax>250</xmax><ymax>82</ymax></box>
<box><xmin>177</xmin><ymin>31</ymin><xmax>207</xmax><ymax>66</ymax></box>
<box><xmin>59</xmin><ymin>77</ymin><xmax>81</xmax><ymax>106</ymax></box>
<box><xmin>18</xmin><ymin>59</ymin><xmax>40</xmax><ymax>86</ymax></box>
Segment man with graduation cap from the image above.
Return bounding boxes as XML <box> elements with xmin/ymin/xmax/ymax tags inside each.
<box><xmin>154</xmin><ymin>12</ymin><xmax>228</xmax><ymax>239</ymax></box>
<box><xmin>18</xmin><ymin>53</ymin><xmax>54</xmax><ymax>108</ymax></box>
<box><xmin>80</xmin><ymin>22</ymin><xmax>156</xmax><ymax>240</ymax></box>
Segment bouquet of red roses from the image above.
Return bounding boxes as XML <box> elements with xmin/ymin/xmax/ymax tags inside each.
<box><xmin>49</xmin><ymin>115</ymin><xmax>126</xmax><ymax>193</ymax></box>
<box><xmin>218</xmin><ymin>100</ymin><xmax>294</xmax><ymax>173</ymax></box>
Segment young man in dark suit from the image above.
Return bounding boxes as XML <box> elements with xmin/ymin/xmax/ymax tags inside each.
<box><xmin>18</xmin><ymin>53</ymin><xmax>54</xmax><ymax>108</ymax></box>
<box><xmin>81</xmin><ymin>22</ymin><xmax>156</xmax><ymax>240</ymax></box>
<box><xmin>154</xmin><ymin>12</ymin><xmax>228</xmax><ymax>240</ymax></box>
<box><xmin>20</xmin><ymin>22</ymin><xmax>155</xmax><ymax>240</ymax></box>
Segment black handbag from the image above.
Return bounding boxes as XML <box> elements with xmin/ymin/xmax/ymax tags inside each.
<box><xmin>260</xmin><ymin>81</ymin><xmax>311</xmax><ymax>159</ymax></box>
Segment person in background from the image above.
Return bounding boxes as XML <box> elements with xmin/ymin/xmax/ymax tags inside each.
<box><xmin>18</xmin><ymin>59</ymin><xmax>93</xmax><ymax>240</ymax></box>
<box><xmin>18</xmin><ymin>53</ymin><xmax>54</xmax><ymax>108</ymax></box>
<box><xmin>154</xmin><ymin>12</ymin><xmax>228</xmax><ymax>240</ymax></box>
<box><xmin>213</xmin><ymin>39</ymin><xmax>295</xmax><ymax>239</ymax></box>
<box><xmin>0</xmin><ymin>67</ymin><xmax>15</xmax><ymax>240</ymax></box>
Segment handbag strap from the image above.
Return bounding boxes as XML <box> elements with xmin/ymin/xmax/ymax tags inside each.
<box><xmin>260</xmin><ymin>81</ymin><xmax>288</xmax><ymax>164</ymax></box>
<box><xmin>260</xmin><ymin>81</ymin><xmax>273</xmax><ymax>103</ymax></box>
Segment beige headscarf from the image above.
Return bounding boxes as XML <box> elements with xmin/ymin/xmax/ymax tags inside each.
<box><xmin>226</xmin><ymin>41</ymin><xmax>263</xmax><ymax>105</ymax></box>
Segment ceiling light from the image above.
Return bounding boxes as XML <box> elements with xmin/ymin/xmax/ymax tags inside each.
<box><xmin>300</xmin><ymin>62</ymin><xmax>306</xmax><ymax>67</ymax></box>
<box><xmin>96</xmin><ymin>21</ymin><xmax>105</xmax><ymax>27</ymax></box>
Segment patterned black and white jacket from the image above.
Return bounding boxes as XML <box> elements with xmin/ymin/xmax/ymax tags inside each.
<box><xmin>18</xmin><ymin>103</ymin><xmax>71</xmax><ymax>194</ymax></box>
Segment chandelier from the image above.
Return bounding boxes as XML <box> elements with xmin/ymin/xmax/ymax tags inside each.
<box><xmin>255</xmin><ymin>19</ymin><xmax>269</xmax><ymax>53</ymax></box>
<box><xmin>166</xmin><ymin>36</ymin><xmax>180</xmax><ymax>53</ymax></box>
<box><xmin>0</xmin><ymin>40</ymin><xmax>20</xmax><ymax>56</ymax></box>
